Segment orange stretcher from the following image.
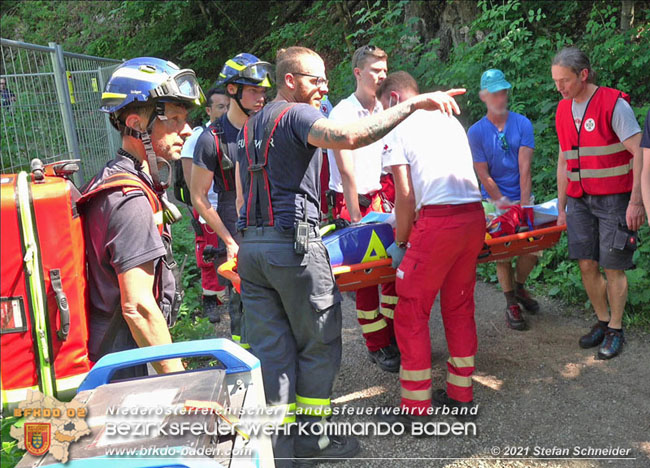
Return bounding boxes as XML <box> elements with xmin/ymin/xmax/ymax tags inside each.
<box><xmin>217</xmin><ymin>223</ymin><xmax>566</xmax><ymax>294</ymax></box>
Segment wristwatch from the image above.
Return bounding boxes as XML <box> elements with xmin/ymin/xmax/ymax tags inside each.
<box><xmin>396</xmin><ymin>241</ymin><xmax>408</xmax><ymax>249</ymax></box>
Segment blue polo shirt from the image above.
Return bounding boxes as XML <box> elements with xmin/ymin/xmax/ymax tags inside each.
<box><xmin>467</xmin><ymin>111</ymin><xmax>535</xmax><ymax>200</ymax></box>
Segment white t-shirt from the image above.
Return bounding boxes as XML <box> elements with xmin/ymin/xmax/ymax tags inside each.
<box><xmin>180</xmin><ymin>123</ymin><xmax>218</xmax><ymax>221</ymax></box>
<box><xmin>382</xmin><ymin>110</ymin><xmax>482</xmax><ymax>208</ymax></box>
<box><xmin>327</xmin><ymin>93</ymin><xmax>384</xmax><ymax>194</ymax></box>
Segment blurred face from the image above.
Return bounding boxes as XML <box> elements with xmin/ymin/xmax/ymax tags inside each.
<box><xmin>206</xmin><ymin>93</ymin><xmax>229</xmax><ymax>121</ymax></box>
<box><xmin>150</xmin><ymin>103</ymin><xmax>192</xmax><ymax>161</ymax></box>
<box><xmin>480</xmin><ymin>89</ymin><xmax>509</xmax><ymax>115</ymax></box>
<box><xmin>355</xmin><ymin>58</ymin><xmax>387</xmax><ymax>95</ymax></box>
<box><xmin>288</xmin><ymin>55</ymin><xmax>328</xmax><ymax>108</ymax></box>
<box><xmin>552</xmin><ymin>65</ymin><xmax>588</xmax><ymax>99</ymax></box>
<box><xmin>0</xmin><ymin>79</ymin><xmax>5</xmax><ymax>90</ymax></box>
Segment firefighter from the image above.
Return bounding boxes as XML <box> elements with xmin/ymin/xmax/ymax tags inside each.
<box><xmin>235</xmin><ymin>46</ymin><xmax>464</xmax><ymax>465</ymax></box>
<box><xmin>377</xmin><ymin>71</ymin><xmax>484</xmax><ymax>427</ymax></box>
<box><xmin>190</xmin><ymin>53</ymin><xmax>272</xmax><ymax>348</ymax></box>
<box><xmin>83</xmin><ymin>57</ymin><xmax>203</xmax><ymax>379</ymax></box>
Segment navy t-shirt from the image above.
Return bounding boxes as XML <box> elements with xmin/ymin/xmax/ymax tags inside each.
<box><xmin>192</xmin><ymin>113</ymin><xmax>239</xmax><ymax>194</ymax></box>
<box><xmin>236</xmin><ymin>101</ymin><xmax>324</xmax><ymax>231</ymax></box>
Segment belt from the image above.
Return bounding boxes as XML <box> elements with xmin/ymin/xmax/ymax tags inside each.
<box><xmin>419</xmin><ymin>202</ymin><xmax>483</xmax><ymax>217</ymax></box>
<box><xmin>241</xmin><ymin>225</ymin><xmax>321</xmax><ymax>242</ymax></box>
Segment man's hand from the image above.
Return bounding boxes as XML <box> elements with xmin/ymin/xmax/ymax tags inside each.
<box><xmin>495</xmin><ymin>196</ymin><xmax>514</xmax><ymax>211</ymax></box>
<box><xmin>386</xmin><ymin>242</ymin><xmax>407</xmax><ymax>269</ymax></box>
<box><xmin>412</xmin><ymin>89</ymin><xmax>466</xmax><ymax>116</ymax></box>
<box><xmin>626</xmin><ymin>201</ymin><xmax>645</xmax><ymax>231</ymax></box>
<box><xmin>226</xmin><ymin>241</ymin><xmax>239</xmax><ymax>261</ymax></box>
<box><xmin>557</xmin><ymin>210</ymin><xmax>567</xmax><ymax>226</ymax></box>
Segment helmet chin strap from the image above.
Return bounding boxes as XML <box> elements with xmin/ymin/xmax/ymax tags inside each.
<box><xmin>228</xmin><ymin>84</ymin><xmax>253</xmax><ymax>116</ymax></box>
<box><xmin>119</xmin><ymin>103</ymin><xmax>171</xmax><ymax>192</ymax></box>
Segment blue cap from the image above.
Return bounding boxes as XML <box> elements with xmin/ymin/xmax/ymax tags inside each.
<box><xmin>480</xmin><ymin>69</ymin><xmax>511</xmax><ymax>93</ymax></box>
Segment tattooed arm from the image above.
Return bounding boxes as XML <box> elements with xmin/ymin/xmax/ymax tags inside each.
<box><xmin>308</xmin><ymin>89</ymin><xmax>466</xmax><ymax>150</ymax></box>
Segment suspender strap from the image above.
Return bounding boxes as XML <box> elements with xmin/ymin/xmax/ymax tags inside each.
<box><xmin>210</xmin><ymin>121</ymin><xmax>236</xmax><ymax>192</ymax></box>
<box><xmin>244</xmin><ymin>103</ymin><xmax>297</xmax><ymax>227</ymax></box>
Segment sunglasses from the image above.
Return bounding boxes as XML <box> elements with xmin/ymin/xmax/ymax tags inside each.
<box><xmin>498</xmin><ymin>131</ymin><xmax>509</xmax><ymax>151</ymax></box>
<box><xmin>291</xmin><ymin>72</ymin><xmax>329</xmax><ymax>87</ymax></box>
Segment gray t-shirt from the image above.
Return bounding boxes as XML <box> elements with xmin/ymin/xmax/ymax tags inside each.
<box><xmin>83</xmin><ymin>154</ymin><xmax>175</xmax><ymax>358</ymax></box>
<box><xmin>572</xmin><ymin>96</ymin><xmax>641</xmax><ymax>142</ymax></box>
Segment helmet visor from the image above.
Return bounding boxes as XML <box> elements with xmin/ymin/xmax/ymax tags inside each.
<box><xmin>151</xmin><ymin>69</ymin><xmax>205</xmax><ymax>105</ymax></box>
<box><xmin>240</xmin><ymin>62</ymin><xmax>274</xmax><ymax>87</ymax></box>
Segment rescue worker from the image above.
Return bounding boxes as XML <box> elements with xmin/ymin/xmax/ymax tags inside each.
<box><xmin>468</xmin><ymin>69</ymin><xmax>540</xmax><ymax>331</ymax></box>
<box><xmin>327</xmin><ymin>44</ymin><xmax>400</xmax><ymax>372</ymax></box>
<box><xmin>377</xmin><ymin>71</ymin><xmax>484</xmax><ymax>426</ymax></box>
<box><xmin>179</xmin><ymin>87</ymin><xmax>229</xmax><ymax>322</ymax></box>
<box><xmin>236</xmin><ymin>46</ymin><xmax>464</xmax><ymax>465</ymax></box>
<box><xmin>191</xmin><ymin>53</ymin><xmax>272</xmax><ymax>349</ymax></box>
<box><xmin>552</xmin><ymin>47</ymin><xmax>644</xmax><ymax>359</ymax></box>
<box><xmin>82</xmin><ymin>57</ymin><xmax>203</xmax><ymax>378</ymax></box>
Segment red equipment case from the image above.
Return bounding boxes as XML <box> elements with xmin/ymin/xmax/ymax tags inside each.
<box><xmin>1</xmin><ymin>161</ymin><xmax>91</xmax><ymax>408</ymax></box>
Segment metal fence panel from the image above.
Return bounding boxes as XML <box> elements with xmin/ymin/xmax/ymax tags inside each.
<box><xmin>1</xmin><ymin>38</ymin><xmax>121</xmax><ymax>182</ymax></box>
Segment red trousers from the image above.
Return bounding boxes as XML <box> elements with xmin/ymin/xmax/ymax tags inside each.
<box><xmin>192</xmin><ymin>209</ymin><xmax>226</xmax><ymax>296</ymax></box>
<box><xmin>332</xmin><ymin>190</ymin><xmax>396</xmax><ymax>352</ymax></box>
<box><xmin>395</xmin><ymin>203</ymin><xmax>485</xmax><ymax>414</ymax></box>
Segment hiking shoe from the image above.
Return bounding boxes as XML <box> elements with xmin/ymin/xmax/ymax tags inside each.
<box><xmin>202</xmin><ymin>295</ymin><xmax>221</xmax><ymax>323</ymax></box>
<box><xmin>432</xmin><ymin>389</ymin><xmax>478</xmax><ymax>423</ymax></box>
<box><xmin>505</xmin><ymin>304</ymin><xmax>526</xmax><ymax>330</ymax></box>
<box><xmin>597</xmin><ymin>329</ymin><xmax>624</xmax><ymax>360</ymax></box>
<box><xmin>579</xmin><ymin>322</ymin><xmax>608</xmax><ymax>349</ymax></box>
<box><xmin>515</xmin><ymin>287</ymin><xmax>539</xmax><ymax>313</ymax></box>
<box><xmin>294</xmin><ymin>435</ymin><xmax>361</xmax><ymax>465</ymax></box>
<box><xmin>368</xmin><ymin>345</ymin><xmax>400</xmax><ymax>373</ymax></box>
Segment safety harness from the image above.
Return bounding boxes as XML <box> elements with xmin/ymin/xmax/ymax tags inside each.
<box><xmin>79</xmin><ymin>167</ymin><xmax>184</xmax><ymax>357</ymax></box>
<box><xmin>242</xmin><ymin>103</ymin><xmax>296</xmax><ymax>227</ymax></box>
<box><xmin>210</xmin><ymin>120</ymin><xmax>236</xmax><ymax>193</ymax></box>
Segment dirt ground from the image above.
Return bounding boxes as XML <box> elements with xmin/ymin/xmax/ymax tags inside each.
<box><xmin>214</xmin><ymin>281</ymin><xmax>650</xmax><ymax>468</ymax></box>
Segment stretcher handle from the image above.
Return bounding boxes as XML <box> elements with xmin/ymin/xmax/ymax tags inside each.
<box><xmin>485</xmin><ymin>224</ymin><xmax>566</xmax><ymax>246</ymax></box>
<box><xmin>331</xmin><ymin>258</ymin><xmax>392</xmax><ymax>275</ymax></box>
<box><xmin>217</xmin><ymin>258</ymin><xmax>240</xmax><ymax>284</ymax></box>
<box><xmin>78</xmin><ymin>338</ymin><xmax>260</xmax><ymax>392</ymax></box>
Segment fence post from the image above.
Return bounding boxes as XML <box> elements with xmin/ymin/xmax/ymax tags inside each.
<box><xmin>49</xmin><ymin>41</ymin><xmax>82</xmax><ymax>185</ymax></box>
<box><xmin>96</xmin><ymin>66</ymin><xmax>119</xmax><ymax>158</ymax></box>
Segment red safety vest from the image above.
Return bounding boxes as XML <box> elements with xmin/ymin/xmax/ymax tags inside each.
<box><xmin>555</xmin><ymin>86</ymin><xmax>634</xmax><ymax>198</ymax></box>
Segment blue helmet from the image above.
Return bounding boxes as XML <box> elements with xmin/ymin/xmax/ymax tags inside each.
<box><xmin>216</xmin><ymin>53</ymin><xmax>273</xmax><ymax>89</ymax></box>
<box><xmin>100</xmin><ymin>57</ymin><xmax>204</xmax><ymax>116</ymax></box>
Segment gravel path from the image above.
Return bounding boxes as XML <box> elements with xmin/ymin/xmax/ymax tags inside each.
<box><xmin>214</xmin><ymin>281</ymin><xmax>650</xmax><ymax>467</ymax></box>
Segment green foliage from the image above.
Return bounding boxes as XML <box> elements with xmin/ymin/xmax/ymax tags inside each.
<box><xmin>169</xmin><ymin>213</ymin><xmax>216</xmax><ymax>344</ymax></box>
<box><xmin>1</xmin><ymin>416</ymin><xmax>23</xmax><ymax>468</ymax></box>
<box><xmin>2</xmin><ymin>0</ymin><xmax>649</xmax><ymax>324</ymax></box>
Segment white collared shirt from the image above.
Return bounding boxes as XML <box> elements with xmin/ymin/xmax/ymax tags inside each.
<box><xmin>382</xmin><ymin>110</ymin><xmax>481</xmax><ymax>208</ymax></box>
<box><xmin>327</xmin><ymin>93</ymin><xmax>384</xmax><ymax>194</ymax></box>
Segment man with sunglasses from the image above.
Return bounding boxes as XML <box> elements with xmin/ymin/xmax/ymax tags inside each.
<box><xmin>82</xmin><ymin>57</ymin><xmax>202</xmax><ymax>378</ymax></box>
<box><xmin>327</xmin><ymin>44</ymin><xmax>401</xmax><ymax>373</ymax></box>
<box><xmin>191</xmin><ymin>53</ymin><xmax>272</xmax><ymax>349</ymax></box>
<box><xmin>468</xmin><ymin>68</ymin><xmax>539</xmax><ymax>331</ymax></box>
<box><xmin>235</xmin><ymin>46</ymin><xmax>465</xmax><ymax>465</ymax></box>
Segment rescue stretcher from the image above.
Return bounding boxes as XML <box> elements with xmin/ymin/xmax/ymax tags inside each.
<box><xmin>16</xmin><ymin>339</ymin><xmax>275</xmax><ymax>468</ymax></box>
<box><xmin>217</xmin><ymin>222</ymin><xmax>566</xmax><ymax>294</ymax></box>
